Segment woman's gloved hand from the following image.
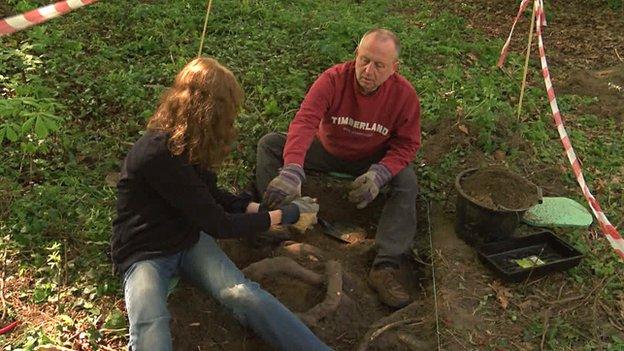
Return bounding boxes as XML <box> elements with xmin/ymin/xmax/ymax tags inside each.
<box><xmin>290</xmin><ymin>197</ymin><xmax>320</xmax><ymax>234</ymax></box>
<box><xmin>279</xmin><ymin>196</ymin><xmax>319</xmax><ymax>226</ymax></box>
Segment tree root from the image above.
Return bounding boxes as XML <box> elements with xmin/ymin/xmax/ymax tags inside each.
<box><xmin>277</xmin><ymin>241</ymin><xmax>325</xmax><ymax>262</ymax></box>
<box><xmin>357</xmin><ymin>318</ymin><xmax>424</xmax><ymax>351</ymax></box>
<box><xmin>298</xmin><ymin>260</ymin><xmax>343</xmax><ymax>327</ymax></box>
<box><xmin>397</xmin><ymin>331</ymin><xmax>432</xmax><ymax>350</ymax></box>
<box><xmin>243</xmin><ymin>256</ymin><xmax>346</xmax><ymax>327</ymax></box>
<box><xmin>356</xmin><ymin>300</ymin><xmax>425</xmax><ymax>351</ymax></box>
<box><xmin>242</xmin><ymin>256</ymin><xmax>324</xmax><ymax>285</ymax></box>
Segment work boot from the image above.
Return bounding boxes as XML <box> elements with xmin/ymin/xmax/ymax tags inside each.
<box><xmin>368</xmin><ymin>264</ymin><xmax>410</xmax><ymax>308</ymax></box>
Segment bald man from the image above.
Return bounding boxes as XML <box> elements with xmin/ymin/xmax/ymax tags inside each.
<box><xmin>256</xmin><ymin>28</ymin><xmax>421</xmax><ymax>308</ymax></box>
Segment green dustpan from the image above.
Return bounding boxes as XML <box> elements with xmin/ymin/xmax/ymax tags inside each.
<box><xmin>523</xmin><ymin>197</ymin><xmax>593</xmax><ymax>228</ymax></box>
<box><xmin>328</xmin><ymin>171</ymin><xmax>355</xmax><ymax>180</ymax></box>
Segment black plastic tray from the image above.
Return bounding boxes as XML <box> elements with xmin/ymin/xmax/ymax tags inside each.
<box><xmin>476</xmin><ymin>230</ymin><xmax>583</xmax><ymax>282</ymax></box>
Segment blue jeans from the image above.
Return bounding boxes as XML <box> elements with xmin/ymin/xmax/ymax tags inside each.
<box><xmin>123</xmin><ymin>233</ymin><xmax>332</xmax><ymax>351</ymax></box>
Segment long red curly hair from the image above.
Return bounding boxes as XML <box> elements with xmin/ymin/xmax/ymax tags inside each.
<box><xmin>147</xmin><ymin>57</ymin><xmax>243</xmax><ymax>170</ymax></box>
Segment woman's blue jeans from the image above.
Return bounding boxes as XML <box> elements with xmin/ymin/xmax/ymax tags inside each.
<box><xmin>123</xmin><ymin>233</ymin><xmax>332</xmax><ymax>351</ymax></box>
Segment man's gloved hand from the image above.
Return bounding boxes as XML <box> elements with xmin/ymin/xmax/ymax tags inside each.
<box><xmin>263</xmin><ymin>164</ymin><xmax>305</xmax><ymax>210</ymax></box>
<box><xmin>348</xmin><ymin>163</ymin><xmax>392</xmax><ymax>209</ymax></box>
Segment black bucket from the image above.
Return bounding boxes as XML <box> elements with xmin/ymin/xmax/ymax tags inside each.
<box><xmin>455</xmin><ymin>168</ymin><xmax>542</xmax><ymax>246</ymax></box>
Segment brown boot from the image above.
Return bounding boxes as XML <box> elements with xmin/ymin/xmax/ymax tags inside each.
<box><xmin>368</xmin><ymin>265</ymin><xmax>410</xmax><ymax>308</ymax></box>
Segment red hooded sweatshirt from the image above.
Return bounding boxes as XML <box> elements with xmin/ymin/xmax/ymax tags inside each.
<box><xmin>283</xmin><ymin>61</ymin><xmax>421</xmax><ymax>176</ymax></box>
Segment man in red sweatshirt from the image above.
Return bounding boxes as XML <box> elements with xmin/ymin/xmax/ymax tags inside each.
<box><xmin>256</xmin><ymin>28</ymin><xmax>420</xmax><ymax>308</ymax></box>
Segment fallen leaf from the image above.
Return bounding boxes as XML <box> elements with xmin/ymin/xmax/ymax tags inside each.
<box><xmin>493</xmin><ymin>150</ymin><xmax>506</xmax><ymax>161</ymax></box>
<box><xmin>105</xmin><ymin>172</ymin><xmax>120</xmax><ymax>187</ymax></box>
<box><xmin>36</xmin><ymin>345</ymin><xmax>74</xmax><ymax>351</ymax></box>
<box><xmin>458</xmin><ymin>124</ymin><xmax>469</xmax><ymax>135</ymax></box>
<box><xmin>456</xmin><ymin>106</ymin><xmax>465</xmax><ymax>118</ymax></box>
<box><xmin>489</xmin><ymin>280</ymin><xmax>512</xmax><ymax>310</ymax></box>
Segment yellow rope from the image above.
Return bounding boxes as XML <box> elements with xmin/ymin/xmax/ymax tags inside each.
<box><xmin>517</xmin><ymin>0</ymin><xmax>537</xmax><ymax>121</ymax></box>
<box><xmin>197</xmin><ymin>0</ymin><xmax>213</xmax><ymax>58</ymax></box>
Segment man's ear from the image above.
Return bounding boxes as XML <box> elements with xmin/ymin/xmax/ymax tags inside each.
<box><xmin>354</xmin><ymin>46</ymin><xmax>359</xmax><ymax>59</ymax></box>
<box><xmin>392</xmin><ymin>60</ymin><xmax>399</xmax><ymax>73</ymax></box>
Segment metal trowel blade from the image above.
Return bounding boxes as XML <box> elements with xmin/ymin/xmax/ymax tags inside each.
<box><xmin>318</xmin><ymin>217</ymin><xmax>350</xmax><ymax>243</ymax></box>
<box><xmin>318</xmin><ymin>217</ymin><xmax>363</xmax><ymax>244</ymax></box>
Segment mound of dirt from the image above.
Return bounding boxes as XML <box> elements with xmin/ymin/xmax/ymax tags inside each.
<box><xmin>169</xmin><ymin>285</ymin><xmax>272</xmax><ymax>350</ymax></box>
<box><xmin>562</xmin><ymin>64</ymin><xmax>624</xmax><ymax>126</ymax></box>
<box><xmin>420</xmin><ymin>118</ymin><xmax>473</xmax><ymax>166</ymax></box>
<box><xmin>460</xmin><ymin>166</ymin><xmax>541</xmax><ymax>210</ymax></box>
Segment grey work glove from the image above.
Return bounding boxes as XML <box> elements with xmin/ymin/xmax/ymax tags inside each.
<box><xmin>292</xmin><ymin>196</ymin><xmax>319</xmax><ymax>216</ymax></box>
<box><xmin>290</xmin><ymin>196</ymin><xmax>319</xmax><ymax>233</ymax></box>
<box><xmin>263</xmin><ymin>164</ymin><xmax>305</xmax><ymax>210</ymax></box>
<box><xmin>278</xmin><ymin>196</ymin><xmax>319</xmax><ymax>225</ymax></box>
<box><xmin>348</xmin><ymin>163</ymin><xmax>392</xmax><ymax>209</ymax></box>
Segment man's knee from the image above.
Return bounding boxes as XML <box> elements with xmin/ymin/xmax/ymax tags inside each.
<box><xmin>390</xmin><ymin>166</ymin><xmax>419</xmax><ymax>194</ymax></box>
<box><xmin>257</xmin><ymin>132</ymin><xmax>286</xmax><ymax>155</ymax></box>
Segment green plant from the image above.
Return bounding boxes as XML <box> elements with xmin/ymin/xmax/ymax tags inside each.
<box><xmin>0</xmin><ymin>97</ymin><xmax>64</xmax><ymax>145</ymax></box>
<box><xmin>606</xmin><ymin>0</ymin><xmax>623</xmax><ymax>10</ymax></box>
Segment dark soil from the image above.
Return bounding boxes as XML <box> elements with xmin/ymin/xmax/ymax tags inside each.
<box><xmin>169</xmin><ymin>173</ymin><xmax>432</xmax><ymax>351</ymax></box>
<box><xmin>168</xmin><ymin>172</ymin><xmax>623</xmax><ymax>350</ymax></box>
<box><xmin>420</xmin><ymin>118</ymin><xmax>474</xmax><ymax>167</ymax></box>
<box><xmin>169</xmin><ymin>285</ymin><xmax>272</xmax><ymax>351</ymax></box>
<box><xmin>0</xmin><ymin>3</ymin><xmax>14</xmax><ymax>18</ymax></box>
<box><xmin>561</xmin><ymin>64</ymin><xmax>624</xmax><ymax>126</ymax></box>
<box><xmin>461</xmin><ymin>166</ymin><xmax>542</xmax><ymax>210</ymax></box>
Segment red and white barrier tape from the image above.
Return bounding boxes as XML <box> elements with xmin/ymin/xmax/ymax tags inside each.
<box><xmin>497</xmin><ymin>0</ymin><xmax>547</xmax><ymax>68</ymax></box>
<box><xmin>499</xmin><ymin>0</ymin><xmax>624</xmax><ymax>259</ymax></box>
<box><xmin>497</xmin><ymin>0</ymin><xmax>530</xmax><ymax>68</ymax></box>
<box><xmin>0</xmin><ymin>0</ymin><xmax>98</xmax><ymax>37</ymax></box>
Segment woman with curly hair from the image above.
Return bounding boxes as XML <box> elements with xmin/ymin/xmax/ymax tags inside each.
<box><xmin>111</xmin><ymin>57</ymin><xmax>329</xmax><ymax>351</ymax></box>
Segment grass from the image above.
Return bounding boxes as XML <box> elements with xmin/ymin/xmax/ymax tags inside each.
<box><xmin>1</xmin><ymin>0</ymin><xmax>622</xmax><ymax>349</ymax></box>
